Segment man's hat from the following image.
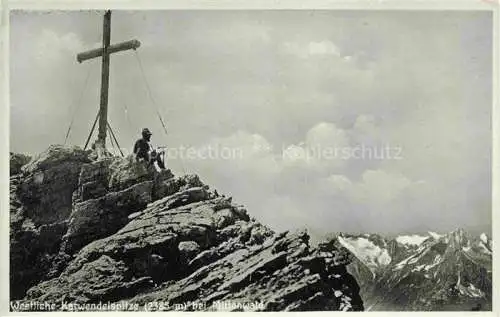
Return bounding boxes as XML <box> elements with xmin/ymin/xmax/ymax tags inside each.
<box><xmin>142</xmin><ymin>128</ymin><xmax>152</xmax><ymax>136</ymax></box>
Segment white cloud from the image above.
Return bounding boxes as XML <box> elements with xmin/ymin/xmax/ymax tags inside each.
<box><xmin>204</xmin><ymin>130</ymin><xmax>274</xmax><ymax>159</ymax></box>
<box><xmin>35</xmin><ymin>29</ymin><xmax>85</xmax><ymax>64</ymax></box>
<box><xmin>353</xmin><ymin>114</ymin><xmax>377</xmax><ymax>133</ymax></box>
<box><xmin>282</xmin><ymin>144</ymin><xmax>312</xmax><ymax>166</ymax></box>
<box><xmin>308</xmin><ymin>40</ymin><xmax>341</xmax><ymax>56</ymax></box>
<box><xmin>284</xmin><ymin>40</ymin><xmax>342</xmax><ymax>58</ymax></box>
<box><xmin>319</xmin><ymin>174</ymin><xmax>353</xmax><ymax>194</ymax></box>
<box><xmin>343</xmin><ymin>55</ymin><xmax>354</xmax><ymax>62</ymax></box>
<box><xmin>354</xmin><ymin>169</ymin><xmax>413</xmax><ymax>204</ymax></box>
<box><xmin>306</xmin><ymin>122</ymin><xmax>349</xmax><ymax>149</ymax></box>
<box><xmin>259</xmin><ymin>195</ymin><xmax>309</xmax><ymax>232</ymax></box>
<box><xmin>282</xmin><ymin>122</ymin><xmax>350</xmax><ymax>172</ymax></box>
<box><xmin>187</xmin><ymin>125</ymin><xmax>426</xmax><ymax>234</ymax></box>
<box><xmin>317</xmin><ymin>169</ymin><xmax>415</xmax><ymax>206</ymax></box>
<box><xmin>187</xmin><ymin>130</ymin><xmax>282</xmax><ymax>187</ymax></box>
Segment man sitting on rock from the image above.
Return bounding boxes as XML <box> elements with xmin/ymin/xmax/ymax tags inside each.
<box><xmin>133</xmin><ymin>128</ymin><xmax>166</xmax><ymax>170</ymax></box>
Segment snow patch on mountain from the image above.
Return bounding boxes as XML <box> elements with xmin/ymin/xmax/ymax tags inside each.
<box><xmin>394</xmin><ymin>247</ymin><xmax>429</xmax><ymax>270</ymax></box>
<box><xmin>412</xmin><ymin>264</ymin><xmax>426</xmax><ymax>272</ymax></box>
<box><xmin>462</xmin><ymin>284</ymin><xmax>485</xmax><ymax>298</ymax></box>
<box><xmin>411</xmin><ymin>254</ymin><xmax>442</xmax><ymax>272</ymax></box>
<box><xmin>396</xmin><ymin>234</ymin><xmax>428</xmax><ymax>246</ymax></box>
<box><xmin>338</xmin><ymin>236</ymin><xmax>391</xmax><ymax>272</ymax></box>
<box><xmin>480</xmin><ymin>233</ymin><xmax>488</xmax><ymax>244</ymax></box>
<box><xmin>426</xmin><ymin>254</ymin><xmax>442</xmax><ymax>271</ymax></box>
<box><xmin>456</xmin><ymin>273</ymin><xmax>485</xmax><ymax>298</ymax></box>
<box><xmin>478</xmin><ymin>242</ymin><xmax>492</xmax><ymax>255</ymax></box>
<box><xmin>428</xmin><ymin>231</ymin><xmax>443</xmax><ymax>240</ymax></box>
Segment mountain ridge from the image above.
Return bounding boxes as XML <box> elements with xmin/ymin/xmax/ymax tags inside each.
<box><xmin>331</xmin><ymin>229</ymin><xmax>492</xmax><ymax>311</ymax></box>
<box><xmin>9</xmin><ymin>145</ymin><xmax>364</xmax><ymax>312</ymax></box>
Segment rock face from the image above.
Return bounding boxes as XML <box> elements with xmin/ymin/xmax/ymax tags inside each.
<box><xmin>10</xmin><ymin>152</ymin><xmax>31</xmax><ymax>175</ymax></box>
<box><xmin>10</xmin><ymin>146</ymin><xmax>91</xmax><ymax>299</ymax></box>
<box><xmin>10</xmin><ymin>146</ymin><xmax>364</xmax><ymax>311</ymax></box>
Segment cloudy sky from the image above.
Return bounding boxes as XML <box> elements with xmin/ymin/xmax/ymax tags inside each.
<box><xmin>10</xmin><ymin>10</ymin><xmax>492</xmax><ymax>237</ymax></box>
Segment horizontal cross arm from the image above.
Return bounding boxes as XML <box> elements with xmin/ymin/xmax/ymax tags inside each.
<box><xmin>77</xmin><ymin>39</ymin><xmax>141</xmax><ymax>63</ymax></box>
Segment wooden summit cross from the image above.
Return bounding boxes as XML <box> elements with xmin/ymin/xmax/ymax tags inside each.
<box><xmin>77</xmin><ymin>10</ymin><xmax>140</xmax><ymax>154</ymax></box>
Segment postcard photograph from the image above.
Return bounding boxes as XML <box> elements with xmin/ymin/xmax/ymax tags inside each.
<box><xmin>7</xmin><ymin>8</ymin><xmax>494</xmax><ymax>312</ymax></box>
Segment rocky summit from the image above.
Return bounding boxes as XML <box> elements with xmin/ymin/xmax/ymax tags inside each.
<box><xmin>9</xmin><ymin>145</ymin><xmax>364</xmax><ymax>312</ymax></box>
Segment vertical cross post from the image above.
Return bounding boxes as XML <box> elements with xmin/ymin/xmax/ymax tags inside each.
<box><xmin>97</xmin><ymin>10</ymin><xmax>111</xmax><ymax>148</ymax></box>
<box><xmin>77</xmin><ymin>10</ymin><xmax>140</xmax><ymax>155</ymax></box>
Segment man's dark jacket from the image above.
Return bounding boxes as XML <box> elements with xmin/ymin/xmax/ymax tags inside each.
<box><xmin>134</xmin><ymin>138</ymin><xmax>151</xmax><ymax>161</ymax></box>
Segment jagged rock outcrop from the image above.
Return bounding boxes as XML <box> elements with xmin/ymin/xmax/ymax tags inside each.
<box><xmin>10</xmin><ymin>152</ymin><xmax>31</xmax><ymax>175</ymax></box>
<box><xmin>10</xmin><ymin>145</ymin><xmax>364</xmax><ymax>311</ymax></box>
<box><xmin>10</xmin><ymin>146</ymin><xmax>91</xmax><ymax>299</ymax></box>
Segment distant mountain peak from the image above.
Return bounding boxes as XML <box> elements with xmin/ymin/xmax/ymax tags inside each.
<box><xmin>331</xmin><ymin>229</ymin><xmax>492</xmax><ymax>311</ymax></box>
